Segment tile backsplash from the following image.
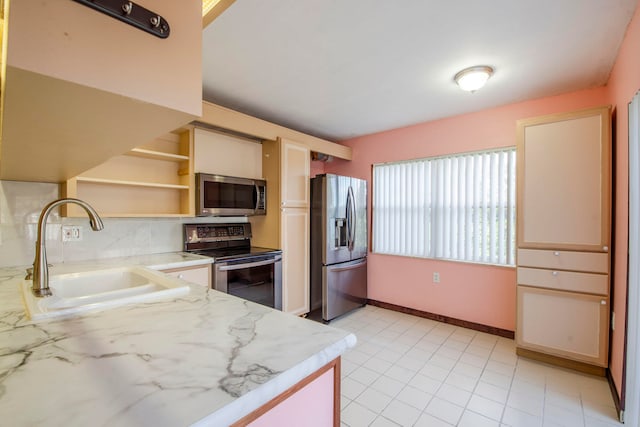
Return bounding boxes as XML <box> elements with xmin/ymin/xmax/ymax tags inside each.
<box><xmin>0</xmin><ymin>180</ymin><xmax>245</xmax><ymax>268</ymax></box>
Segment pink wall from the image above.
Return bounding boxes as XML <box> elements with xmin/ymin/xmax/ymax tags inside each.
<box><xmin>604</xmin><ymin>2</ymin><xmax>640</xmax><ymax>399</ymax></box>
<box><xmin>326</xmin><ymin>88</ymin><xmax>609</xmax><ymax>332</ymax></box>
<box><xmin>310</xmin><ymin>159</ymin><xmax>326</xmax><ymax>178</ymax></box>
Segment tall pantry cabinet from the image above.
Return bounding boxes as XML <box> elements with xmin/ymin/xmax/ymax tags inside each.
<box><xmin>516</xmin><ymin>106</ymin><xmax>611</xmax><ymax>373</ymax></box>
<box><xmin>251</xmin><ymin>138</ymin><xmax>311</xmax><ymax>316</ymax></box>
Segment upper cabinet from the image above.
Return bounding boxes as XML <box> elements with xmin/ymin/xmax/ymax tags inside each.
<box><xmin>516</xmin><ymin>106</ymin><xmax>611</xmax><ymax>252</ymax></box>
<box><xmin>281</xmin><ymin>140</ymin><xmax>310</xmax><ymax>207</ymax></box>
<box><xmin>0</xmin><ymin>0</ymin><xmax>202</xmax><ymax>183</ymax></box>
<box><xmin>193</xmin><ymin>127</ymin><xmax>263</xmax><ymax>179</ymax></box>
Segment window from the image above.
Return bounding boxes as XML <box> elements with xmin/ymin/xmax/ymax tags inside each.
<box><xmin>373</xmin><ymin>148</ymin><xmax>516</xmax><ymax>266</ymax></box>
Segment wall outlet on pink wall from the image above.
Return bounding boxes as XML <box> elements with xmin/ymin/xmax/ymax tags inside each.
<box><xmin>433</xmin><ymin>272</ymin><xmax>440</xmax><ymax>283</ymax></box>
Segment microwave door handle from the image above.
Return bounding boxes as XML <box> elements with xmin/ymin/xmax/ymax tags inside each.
<box><xmin>217</xmin><ymin>258</ymin><xmax>278</xmax><ymax>271</ymax></box>
<box><xmin>254</xmin><ymin>182</ymin><xmax>260</xmax><ymax>212</ymax></box>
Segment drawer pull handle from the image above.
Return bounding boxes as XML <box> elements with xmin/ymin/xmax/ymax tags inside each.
<box><xmin>178</xmin><ymin>274</ymin><xmax>184</xmax><ymax>279</ymax></box>
<box><xmin>553</xmin><ymin>251</ymin><xmax>560</xmax><ymax>256</ymax></box>
<box><xmin>601</xmin><ymin>300</ymin><xmax>607</xmax><ymax>305</ymax></box>
<box><xmin>552</xmin><ymin>271</ymin><xmax>559</xmax><ymax>276</ymax></box>
<box><xmin>603</xmin><ymin>246</ymin><xmax>609</xmax><ymax>252</ymax></box>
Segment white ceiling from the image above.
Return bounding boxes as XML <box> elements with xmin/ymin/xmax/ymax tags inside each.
<box><xmin>202</xmin><ymin>0</ymin><xmax>638</xmax><ymax>142</ymax></box>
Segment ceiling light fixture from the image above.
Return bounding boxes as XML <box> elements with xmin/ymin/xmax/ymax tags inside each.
<box><xmin>454</xmin><ymin>65</ymin><xmax>494</xmax><ymax>92</ymax></box>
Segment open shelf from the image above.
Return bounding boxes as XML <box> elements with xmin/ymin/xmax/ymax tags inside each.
<box><xmin>62</xmin><ymin>130</ymin><xmax>194</xmax><ymax>218</ymax></box>
<box><xmin>126</xmin><ymin>148</ymin><xmax>189</xmax><ymax>162</ymax></box>
<box><xmin>75</xmin><ymin>176</ymin><xmax>189</xmax><ymax>190</ymax></box>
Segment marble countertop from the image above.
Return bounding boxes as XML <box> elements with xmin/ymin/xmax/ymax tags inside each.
<box><xmin>0</xmin><ymin>253</ymin><xmax>356</xmax><ymax>426</ymax></box>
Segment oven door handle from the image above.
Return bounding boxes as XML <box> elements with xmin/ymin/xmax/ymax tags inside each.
<box><xmin>217</xmin><ymin>258</ymin><xmax>278</xmax><ymax>271</ymax></box>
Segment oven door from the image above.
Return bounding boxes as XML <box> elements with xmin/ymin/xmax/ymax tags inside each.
<box><xmin>213</xmin><ymin>255</ymin><xmax>282</xmax><ymax>310</ymax></box>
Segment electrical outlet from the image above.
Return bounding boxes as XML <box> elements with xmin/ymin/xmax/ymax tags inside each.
<box><xmin>62</xmin><ymin>225</ymin><xmax>83</xmax><ymax>242</ymax></box>
<box><xmin>433</xmin><ymin>272</ymin><xmax>440</xmax><ymax>283</ymax></box>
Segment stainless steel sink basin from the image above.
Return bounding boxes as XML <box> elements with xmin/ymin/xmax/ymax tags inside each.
<box><xmin>21</xmin><ymin>266</ymin><xmax>190</xmax><ymax>321</ymax></box>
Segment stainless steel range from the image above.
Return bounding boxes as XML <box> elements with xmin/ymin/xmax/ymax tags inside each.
<box><xmin>183</xmin><ymin>223</ymin><xmax>282</xmax><ymax>310</ymax></box>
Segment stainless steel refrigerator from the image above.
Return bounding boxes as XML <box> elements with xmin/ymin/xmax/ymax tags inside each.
<box><xmin>310</xmin><ymin>174</ymin><xmax>367</xmax><ymax>322</ymax></box>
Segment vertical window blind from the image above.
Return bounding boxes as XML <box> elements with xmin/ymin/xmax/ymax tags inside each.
<box><xmin>373</xmin><ymin>148</ymin><xmax>516</xmax><ymax>266</ymax></box>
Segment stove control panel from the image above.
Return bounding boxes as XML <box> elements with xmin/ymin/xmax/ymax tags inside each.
<box><xmin>184</xmin><ymin>223</ymin><xmax>251</xmax><ymax>245</ymax></box>
<box><xmin>196</xmin><ymin>225</ymin><xmax>245</xmax><ymax>238</ymax></box>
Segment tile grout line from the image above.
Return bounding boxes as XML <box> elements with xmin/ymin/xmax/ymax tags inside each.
<box><xmin>463</xmin><ymin>335</ymin><xmax>502</xmax><ymax>426</ymax></box>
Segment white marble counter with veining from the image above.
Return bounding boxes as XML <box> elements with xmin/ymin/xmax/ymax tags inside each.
<box><xmin>0</xmin><ymin>253</ymin><xmax>356</xmax><ymax>426</ymax></box>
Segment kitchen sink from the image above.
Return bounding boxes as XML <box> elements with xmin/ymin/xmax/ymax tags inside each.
<box><xmin>21</xmin><ymin>266</ymin><xmax>190</xmax><ymax>321</ymax></box>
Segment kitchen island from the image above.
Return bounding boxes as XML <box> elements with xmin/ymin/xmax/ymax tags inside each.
<box><xmin>0</xmin><ymin>253</ymin><xmax>355</xmax><ymax>426</ymax></box>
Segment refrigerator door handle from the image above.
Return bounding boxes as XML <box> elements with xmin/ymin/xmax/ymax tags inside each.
<box><xmin>347</xmin><ymin>186</ymin><xmax>356</xmax><ymax>251</ymax></box>
<box><xmin>345</xmin><ymin>187</ymin><xmax>351</xmax><ymax>248</ymax></box>
<box><xmin>328</xmin><ymin>258</ymin><xmax>366</xmax><ymax>272</ymax></box>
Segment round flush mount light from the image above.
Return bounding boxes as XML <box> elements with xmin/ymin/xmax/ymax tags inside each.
<box><xmin>454</xmin><ymin>65</ymin><xmax>494</xmax><ymax>92</ymax></box>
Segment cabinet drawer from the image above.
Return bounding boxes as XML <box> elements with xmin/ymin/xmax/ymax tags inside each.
<box><xmin>162</xmin><ymin>265</ymin><xmax>212</xmax><ymax>288</ymax></box>
<box><xmin>517</xmin><ymin>249</ymin><xmax>608</xmax><ymax>273</ymax></box>
<box><xmin>516</xmin><ymin>286</ymin><xmax>609</xmax><ymax>367</ymax></box>
<box><xmin>517</xmin><ymin>267</ymin><xmax>608</xmax><ymax>295</ymax></box>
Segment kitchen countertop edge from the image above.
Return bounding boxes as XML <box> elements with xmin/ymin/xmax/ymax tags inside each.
<box><xmin>194</xmin><ymin>333</ymin><xmax>357</xmax><ymax>426</ymax></box>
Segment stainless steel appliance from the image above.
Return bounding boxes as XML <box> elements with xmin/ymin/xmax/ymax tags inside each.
<box><xmin>195</xmin><ymin>173</ymin><xmax>266</xmax><ymax>216</ymax></box>
<box><xmin>310</xmin><ymin>174</ymin><xmax>368</xmax><ymax>321</ymax></box>
<box><xmin>183</xmin><ymin>223</ymin><xmax>282</xmax><ymax>309</ymax></box>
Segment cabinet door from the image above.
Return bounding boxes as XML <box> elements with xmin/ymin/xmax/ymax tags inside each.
<box><xmin>281</xmin><ymin>208</ymin><xmax>310</xmax><ymax>315</ymax></box>
<box><xmin>517</xmin><ymin>106</ymin><xmax>610</xmax><ymax>252</ymax></box>
<box><xmin>516</xmin><ymin>286</ymin><xmax>609</xmax><ymax>366</ymax></box>
<box><xmin>280</xmin><ymin>139</ymin><xmax>310</xmax><ymax>208</ymax></box>
<box><xmin>193</xmin><ymin>128</ymin><xmax>263</xmax><ymax>178</ymax></box>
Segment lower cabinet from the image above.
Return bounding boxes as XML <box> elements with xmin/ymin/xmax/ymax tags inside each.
<box><xmin>231</xmin><ymin>358</ymin><xmax>340</xmax><ymax>427</ymax></box>
<box><xmin>161</xmin><ymin>264</ymin><xmax>212</xmax><ymax>288</ymax></box>
<box><xmin>281</xmin><ymin>208</ymin><xmax>310</xmax><ymax>315</ymax></box>
<box><xmin>516</xmin><ymin>285</ymin><xmax>609</xmax><ymax>367</ymax></box>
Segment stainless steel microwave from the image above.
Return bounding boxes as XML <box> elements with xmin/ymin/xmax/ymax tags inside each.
<box><xmin>196</xmin><ymin>173</ymin><xmax>266</xmax><ymax>216</ymax></box>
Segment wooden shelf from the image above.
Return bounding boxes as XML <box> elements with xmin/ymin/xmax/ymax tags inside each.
<box><xmin>126</xmin><ymin>148</ymin><xmax>189</xmax><ymax>162</ymax></box>
<box><xmin>75</xmin><ymin>176</ymin><xmax>189</xmax><ymax>190</ymax></box>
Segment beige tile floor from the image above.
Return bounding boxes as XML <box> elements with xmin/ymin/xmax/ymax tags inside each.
<box><xmin>331</xmin><ymin>305</ymin><xmax>622</xmax><ymax>427</ymax></box>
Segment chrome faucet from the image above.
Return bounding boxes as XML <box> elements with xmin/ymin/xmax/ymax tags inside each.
<box><xmin>31</xmin><ymin>198</ymin><xmax>104</xmax><ymax>297</ymax></box>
